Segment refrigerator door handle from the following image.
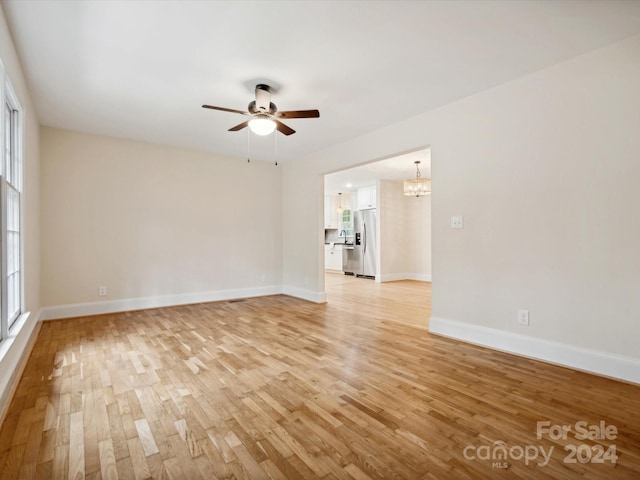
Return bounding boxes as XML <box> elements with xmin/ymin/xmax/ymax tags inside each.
<box><xmin>363</xmin><ymin>222</ymin><xmax>367</xmax><ymax>254</ymax></box>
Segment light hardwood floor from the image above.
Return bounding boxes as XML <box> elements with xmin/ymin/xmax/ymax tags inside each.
<box><xmin>1</xmin><ymin>277</ymin><xmax>639</xmax><ymax>479</ymax></box>
<box><xmin>324</xmin><ymin>272</ymin><xmax>431</xmax><ymax>329</ymax></box>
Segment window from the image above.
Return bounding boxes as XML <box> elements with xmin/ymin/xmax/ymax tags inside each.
<box><xmin>341</xmin><ymin>208</ymin><xmax>353</xmax><ymax>237</ymax></box>
<box><xmin>1</xmin><ymin>80</ymin><xmax>23</xmax><ymax>342</ymax></box>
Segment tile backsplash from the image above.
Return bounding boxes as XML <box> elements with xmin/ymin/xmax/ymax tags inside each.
<box><xmin>324</xmin><ymin>229</ymin><xmax>352</xmax><ymax>244</ymax></box>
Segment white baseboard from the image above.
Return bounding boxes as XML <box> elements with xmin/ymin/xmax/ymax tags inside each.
<box><xmin>410</xmin><ymin>273</ymin><xmax>432</xmax><ymax>282</ymax></box>
<box><xmin>40</xmin><ymin>286</ymin><xmax>283</xmax><ymax>321</ymax></box>
<box><xmin>429</xmin><ymin>316</ymin><xmax>640</xmax><ymax>385</ymax></box>
<box><xmin>282</xmin><ymin>285</ymin><xmax>327</xmax><ymax>304</ymax></box>
<box><xmin>378</xmin><ymin>272</ymin><xmax>432</xmax><ymax>282</ymax></box>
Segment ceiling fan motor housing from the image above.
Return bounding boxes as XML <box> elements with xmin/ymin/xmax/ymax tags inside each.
<box><xmin>254</xmin><ymin>84</ymin><xmax>273</xmax><ymax>113</ymax></box>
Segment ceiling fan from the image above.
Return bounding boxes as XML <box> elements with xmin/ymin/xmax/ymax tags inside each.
<box><xmin>202</xmin><ymin>84</ymin><xmax>319</xmax><ymax>136</ymax></box>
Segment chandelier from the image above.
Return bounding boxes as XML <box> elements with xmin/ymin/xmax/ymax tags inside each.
<box><xmin>403</xmin><ymin>160</ymin><xmax>431</xmax><ymax>197</ymax></box>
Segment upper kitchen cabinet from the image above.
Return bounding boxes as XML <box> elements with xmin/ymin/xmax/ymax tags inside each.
<box><xmin>357</xmin><ymin>186</ymin><xmax>376</xmax><ymax>210</ymax></box>
<box><xmin>324</xmin><ymin>195</ymin><xmax>339</xmax><ymax>229</ymax></box>
<box><xmin>325</xmin><ymin>193</ymin><xmax>352</xmax><ymax>229</ymax></box>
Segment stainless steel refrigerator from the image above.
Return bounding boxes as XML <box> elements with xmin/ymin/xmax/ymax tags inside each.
<box><xmin>343</xmin><ymin>209</ymin><xmax>376</xmax><ymax>278</ymax></box>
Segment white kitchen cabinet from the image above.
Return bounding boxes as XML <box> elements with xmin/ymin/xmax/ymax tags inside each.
<box><xmin>325</xmin><ymin>193</ymin><xmax>353</xmax><ymax>229</ymax></box>
<box><xmin>357</xmin><ymin>186</ymin><xmax>376</xmax><ymax>210</ymax></box>
<box><xmin>324</xmin><ymin>195</ymin><xmax>339</xmax><ymax>229</ymax></box>
<box><xmin>324</xmin><ymin>244</ymin><xmax>343</xmax><ymax>270</ymax></box>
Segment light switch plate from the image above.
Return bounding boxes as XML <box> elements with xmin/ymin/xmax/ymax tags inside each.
<box><xmin>518</xmin><ymin>309</ymin><xmax>529</xmax><ymax>326</ymax></box>
<box><xmin>451</xmin><ymin>215</ymin><xmax>464</xmax><ymax>229</ymax></box>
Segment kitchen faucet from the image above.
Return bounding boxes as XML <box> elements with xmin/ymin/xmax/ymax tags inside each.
<box><xmin>340</xmin><ymin>230</ymin><xmax>347</xmax><ymax>243</ymax></box>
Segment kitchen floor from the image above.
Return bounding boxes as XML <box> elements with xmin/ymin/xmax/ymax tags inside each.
<box><xmin>324</xmin><ymin>272</ymin><xmax>431</xmax><ymax>329</ymax></box>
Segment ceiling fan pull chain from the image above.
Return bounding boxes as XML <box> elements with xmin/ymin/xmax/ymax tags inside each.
<box><xmin>247</xmin><ymin>128</ymin><xmax>251</xmax><ymax>163</ymax></box>
<box><xmin>274</xmin><ymin>129</ymin><xmax>278</xmax><ymax>166</ymax></box>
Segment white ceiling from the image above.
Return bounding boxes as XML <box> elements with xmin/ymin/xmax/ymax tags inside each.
<box><xmin>4</xmin><ymin>1</ymin><xmax>640</xmax><ymax>163</ymax></box>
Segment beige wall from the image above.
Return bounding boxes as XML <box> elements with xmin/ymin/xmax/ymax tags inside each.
<box><xmin>378</xmin><ymin>180</ymin><xmax>405</xmax><ymax>279</ymax></box>
<box><xmin>41</xmin><ymin>127</ymin><xmax>282</xmax><ymax>307</ymax></box>
<box><xmin>405</xmin><ymin>190</ymin><xmax>431</xmax><ymax>280</ymax></box>
<box><xmin>282</xmin><ymin>160</ymin><xmax>325</xmax><ymax>302</ymax></box>
<box><xmin>0</xmin><ymin>5</ymin><xmax>41</xmax><ymax>419</ymax></box>
<box><xmin>378</xmin><ymin>179</ymin><xmax>431</xmax><ymax>281</ymax></box>
<box><xmin>283</xmin><ymin>34</ymin><xmax>640</xmax><ymax>376</ymax></box>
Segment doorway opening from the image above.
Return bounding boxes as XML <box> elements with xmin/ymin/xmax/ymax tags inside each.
<box><xmin>322</xmin><ymin>148</ymin><xmax>432</xmax><ymax>328</ymax></box>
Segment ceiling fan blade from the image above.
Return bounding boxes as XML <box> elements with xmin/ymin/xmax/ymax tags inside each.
<box><xmin>275</xmin><ymin>109</ymin><xmax>320</xmax><ymax>119</ymax></box>
<box><xmin>228</xmin><ymin>121</ymin><xmax>249</xmax><ymax>132</ymax></box>
<box><xmin>202</xmin><ymin>105</ymin><xmax>249</xmax><ymax>115</ymax></box>
<box><xmin>274</xmin><ymin>119</ymin><xmax>296</xmax><ymax>136</ymax></box>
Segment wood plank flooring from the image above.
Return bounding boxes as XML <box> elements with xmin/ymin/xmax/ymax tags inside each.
<box><xmin>324</xmin><ymin>272</ymin><xmax>431</xmax><ymax>329</ymax></box>
<box><xmin>1</xmin><ymin>278</ymin><xmax>639</xmax><ymax>479</ymax></box>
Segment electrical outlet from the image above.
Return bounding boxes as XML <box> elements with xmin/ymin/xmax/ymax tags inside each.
<box><xmin>99</xmin><ymin>286</ymin><xmax>107</xmax><ymax>297</ymax></box>
<box><xmin>451</xmin><ymin>215</ymin><xmax>464</xmax><ymax>229</ymax></box>
<box><xmin>518</xmin><ymin>309</ymin><xmax>529</xmax><ymax>326</ymax></box>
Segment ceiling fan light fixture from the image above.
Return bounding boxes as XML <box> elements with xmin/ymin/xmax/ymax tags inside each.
<box><xmin>248</xmin><ymin>116</ymin><xmax>276</xmax><ymax>136</ymax></box>
<box><xmin>203</xmin><ymin>84</ymin><xmax>318</xmax><ymax>137</ymax></box>
<box><xmin>403</xmin><ymin>160</ymin><xmax>431</xmax><ymax>197</ymax></box>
